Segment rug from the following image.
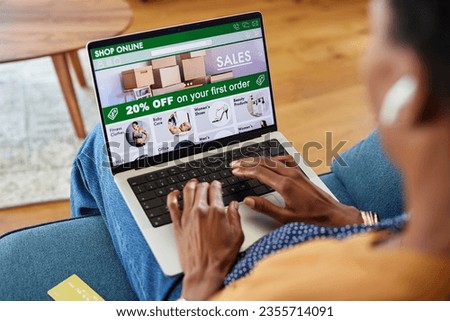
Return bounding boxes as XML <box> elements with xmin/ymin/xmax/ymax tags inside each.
<box><xmin>0</xmin><ymin>52</ymin><xmax>99</xmax><ymax>208</ymax></box>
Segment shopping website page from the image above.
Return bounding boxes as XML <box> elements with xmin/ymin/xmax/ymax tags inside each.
<box><xmin>90</xmin><ymin>17</ymin><xmax>275</xmax><ymax>167</ymax></box>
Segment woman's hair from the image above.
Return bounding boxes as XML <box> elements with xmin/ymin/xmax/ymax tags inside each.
<box><xmin>389</xmin><ymin>0</ymin><xmax>450</xmax><ymax>106</ymax></box>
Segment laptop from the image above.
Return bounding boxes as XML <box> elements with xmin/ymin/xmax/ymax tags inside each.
<box><xmin>87</xmin><ymin>12</ymin><xmax>335</xmax><ymax>275</ymax></box>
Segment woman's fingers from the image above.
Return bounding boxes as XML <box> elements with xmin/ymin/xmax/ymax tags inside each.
<box><xmin>167</xmin><ymin>190</ymin><xmax>181</xmax><ymax>228</ymax></box>
<box><xmin>227</xmin><ymin>201</ymin><xmax>244</xmax><ymax>243</ymax></box>
<box><xmin>231</xmin><ymin>156</ymin><xmax>302</xmax><ymax>178</ymax></box>
<box><xmin>244</xmin><ymin>196</ymin><xmax>291</xmax><ymax>223</ymax></box>
<box><xmin>231</xmin><ymin>162</ymin><xmax>288</xmax><ymax>192</ymax></box>
<box><xmin>273</xmin><ymin>155</ymin><xmax>300</xmax><ymax>169</ymax></box>
<box><xmin>182</xmin><ymin>179</ymin><xmax>198</xmax><ymax>211</ymax></box>
<box><xmin>208</xmin><ymin>180</ymin><xmax>224</xmax><ymax>208</ymax></box>
<box><xmin>193</xmin><ymin>182</ymin><xmax>209</xmax><ymax>211</ymax></box>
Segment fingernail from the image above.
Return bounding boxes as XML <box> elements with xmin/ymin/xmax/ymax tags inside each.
<box><xmin>229</xmin><ymin>160</ymin><xmax>239</xmax><ymax>167</ymax></box>
<box><xmin>240</xmin><ymin>161</ymin><xmax>259</xmax><ymax>168</ymax></box>
<box><xmin>231</xmin><ymin>168</ymin><xmax>240</xmax><ymax>175</ymax></box>
<box><xmin>232</xmin><ymin>201</ymin><xmax>239</xmax><ymax>210</ymax></box>
<box><xmin>213</xmin><ymin>180</ymin><xmax>221</xmax><ymax>186</ymax></box>
<box><xmin>244</xmin><ymin>197</ymin><xmax>255</xmax><ymax>208</ymax></box>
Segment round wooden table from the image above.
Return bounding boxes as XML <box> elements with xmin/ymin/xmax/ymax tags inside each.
<box><xmin>0</xmin><ymin>0</ymin><xmax>133</xmax><ymax>138</ymax></box>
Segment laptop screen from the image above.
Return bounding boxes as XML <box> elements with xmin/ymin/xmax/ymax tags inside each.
<box><xmin>87</xmin><ymin>12</ymin><xmax>276</xmax><ymax>173</ymax></box>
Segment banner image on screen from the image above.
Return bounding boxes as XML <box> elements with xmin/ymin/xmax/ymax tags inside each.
<box><xmin>90</xmin><ymin>17</ymin><xmax>275</xmax><ymax>167</ymax></box>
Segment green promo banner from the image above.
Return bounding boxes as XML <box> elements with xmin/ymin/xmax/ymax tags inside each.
<box><xmin>102</xmin><ymin>72</ymin><xmax>269</xmax><ymax>125</ymax></box>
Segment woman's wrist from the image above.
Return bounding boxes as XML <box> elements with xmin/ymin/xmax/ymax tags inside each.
<box><xmin>181</xmin><ymin>269</ymin><xmax>226</xmax><ymax>301</ymax></box>
<box><xmin>325</xmin><ymin>204</ymin><xmax>363</xmax><ymax>226</ymax></box>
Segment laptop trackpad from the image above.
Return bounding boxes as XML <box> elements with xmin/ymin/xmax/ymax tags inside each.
<box><xmin>239</xmin><ymin>193</ymin><xmax>283</xmax><ymax>251</ymax></box>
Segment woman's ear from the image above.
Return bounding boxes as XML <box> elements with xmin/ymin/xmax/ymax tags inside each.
<box><xmin>379</xmin><ymin>51</ymin><xmax>429</xmax><ymax>128</ymax></box>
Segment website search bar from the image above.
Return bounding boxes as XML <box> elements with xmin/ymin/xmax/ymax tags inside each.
<box><xmin>150</xmin><ymin>40</ymin><xmax>213</xmax><ymax>57</ymax></box>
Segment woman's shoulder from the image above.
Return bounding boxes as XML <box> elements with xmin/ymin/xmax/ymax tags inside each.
<box><xmin>215</xmin><ymin>232</ymin><xmax>450</xmax><ymax>301</ymax></box>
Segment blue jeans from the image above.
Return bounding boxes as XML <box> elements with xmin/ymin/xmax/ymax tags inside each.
<box><xmin>70</xmin><ymin>125</ymin><xmax>404</xmax><ymax>300</ymax></box>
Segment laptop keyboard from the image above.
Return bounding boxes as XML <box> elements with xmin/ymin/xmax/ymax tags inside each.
<box><xmin>128</xmin><ymin>139</ymin><xmax>287</xmax><ymax>228</ymax></box>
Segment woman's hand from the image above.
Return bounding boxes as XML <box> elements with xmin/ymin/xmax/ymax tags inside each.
<box><xmin>167</xmin><ymin>180</ymin><xmax>244</xmax><ymax>301</ymax></box>
<box><xmin>230</xmin><ymin>156</ymin><xmax>362</xmax><ymax>226</ymax></box>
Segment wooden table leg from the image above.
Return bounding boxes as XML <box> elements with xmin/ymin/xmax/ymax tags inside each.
<box><xmin>51</xmin><ymin>53</ymin><xmax>86</xmax><ymax>139</ymax></box>
<box><xmin>67</xmin><ymin>50</ymin><xmax>86</xmax><ymax>87</ymax></box>
<box><xmin>67</xmin><ymin>50</ymin><xmax>87</xmax><ymax>87</ymax></box>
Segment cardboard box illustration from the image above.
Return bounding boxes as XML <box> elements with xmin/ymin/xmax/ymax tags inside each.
<box><xmin>151</xmin><ymin>56</ymin><xmax>177</xmax><ymax>69</ymax></box>
<box><xmin>210</xmin><ymin>71</ymin><xmax>234</xmax><ymax>83</ymax></box>
<box><xmin>152</xmin><ymin>83</ymin><xmax>186</xmax><ymax>96</ymax></box>
<box><xmin>180</xmin><ymin>50</ymin><xmax>207</xmax><ymax>60</ymax></box>
<box><xmin>181</xmin><ymin>56</ymin><xmax>206</xmax><ymax>81</ymax></box>
<box><xmin>121</xmin><ymin>66</ymin><xmax>154</xmax><ymax>90</ymax></box>
<box><xmin>185</xmin><ymin>76</ymin><xmax>209</xmax><ymax>86</ymax></box>
<box><xmin>153</xmin><ymin>65</ymin><xmax>182</xmax><ymax>88</ymax></box>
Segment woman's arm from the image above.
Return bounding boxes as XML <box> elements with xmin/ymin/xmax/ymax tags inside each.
<box><xmin>231</xmin><ymin>156</ymin><xmax>363</xmax><ymax>226</ymax></box>
<box><xmin>168</xmin><ymin>125</ymin><xmax>181</xmax><ymax>135</ymax></box>
<box><xmin>167</xmin><ymin>180</ymin><xmax>244</xmax><ymax>300</ymax></box>
<box><xmin>141</xmin><ymin>129</ymin><xmax>149</xmax><ymax>143</ymax></box>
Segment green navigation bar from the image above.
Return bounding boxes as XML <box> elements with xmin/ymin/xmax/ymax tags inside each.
<box><xmin>102</xmin><ymin>72</ymin><xmax>269</xmax><ymax>125</ymax></box>
<box><xmin>91</xmin><ymin>18</ymin><xmax>261</xmax><ymax>60</ymax></box>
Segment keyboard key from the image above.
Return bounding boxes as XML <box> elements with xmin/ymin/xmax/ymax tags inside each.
<box><xmin>222</xmin><ymin>189</ymin><xmax>253</xmax><ymax>206</ymax></box>
<box><xmin>128</xmin><ymin>175</ymin><xmax>147</xmax><ymax>187</ymax></box>
<box><xmin>209</xmin><ymin>173</ymin><xmax>221</xmax><ymax>181</ymax></box>
<box><xmin>226</xmin><ymin>184</ymin><xmax>240</xmax><ymax>195</ymax></box>
<box><xmin>253</xmin><ymin>185</ymin><xmax>270</xmax><ymax>196</ymax></box>
<box><xmin>145</xmin><ymin>207</ymin><xmax>164</xmax><ymax>219</ymax></box>
<box><xmin>270</xmin><ymin>145</ymin><xmax>287</xmax><ymax>156</ymax></box>
<box><xmin>248</xmin><ymin>179</ymin><xmax>260</xmax><ymax>188</ymax></box>
<box><xmin>189</xmin><ymin>160</ymin><xmax>202</xmax><ymax>169</ymax></box>
<box><xmin>167</xmin><ymin>185</ymin><xmax>177</xmax><ymax>193</ymax></box>
<box><xmin>238</xmin><ymin>181</ymin><xmax>251</xmax><ymax>191</ymax></box>
<box><xmin>237</xmin><ymin>176</ymin><xmax>248</xmax><ymax>183</ymax></box>
<box><xmin>146</xmin><ymin>173</ymin><xmax>158</xmax><ymax>181</ymax></box>
<box><xmin>176</xmin><ymin>182</ymin><xmax>186</xmax><ymax>190</ymax></box>
<box><xmin>138</xmin><ymin>191</ymin><xmax>157</xmax><ymax>202</ymax></box>
<box><xmin>141</xmin><ymin>198</ymin><xmax>164</xmax><ymax>210</ymax></box>
<box><xmin>231</xmin><ymin>149</ymin><xmax>242</xmax><ymax>159</ymax></box>
<box><xmin>220</xmin><ymin>170</ymin><xmax>232</xmax><ymax>178</ymax></box>
<box><xmin>145</xmin><ymin>181</ymin><xmax>158</xmax><ymax>191</ymax></box>
<box><xmin>157</xmin><ymin>170</ymin><xmax>169</xmax><ymax>178</ymax></box>
<box><xmin>178</xmin><ymin>173</ymin><xmax>189</xmax><ymax>181</ymax></box>
<box><xmin>227</xmin><ymin>176</ymin><xmax>239</xmax><ymax>185</ymax></box>
<box><xmin>132</xmin><ymin>184</ymin><xmax>146</xmax><ymax>194</ymax></box>
<box><xmin>167</xmin><ymin>176</ymin><xmax>178</xmax><ymax>185</ymax></box>
<box><xmin>198</xmin><ymin>168</ymin><xmax>210</xmax><ymax>176</ymax></box>
<box><xmin>176</xmin><ymin>164</ymin><xmax>189</xmax><ymax>173</ymax></box>
<box><xmin>242</xmin><ymin>143</ymin><xmax>262</xmax><ymax>156</ymax></box>
<box><xmin>188</xmin><ymin>170</ymin><xmax>200</xmax><ymax>178</ymax></box>
<box><xmin>168</xmin><ymin>167</ymin><xmax>179</xmax><ymax>176</ymax></box>
<box><xmin>156</xmin><ymin>178</ymin><xmax>168</xmax><ymax>187</ymax></box>
<box><xmin>223</xmin><ymin>187</ymin><xmax>230</xmax><ymax>196</ymax></box>
<box><xmin>233</xmin><ymin>189</ymin><xmax>254</xmax><ymax>201</ymax></box>
<box><xmin>150</xmin><ymin>215</ymin><xmax>172</xmax><ymax>227</ymax></box>
<box><xmin>155</xmin><ymin>188</ymin><xmax>167</xmax><ymax>197</ymax></box>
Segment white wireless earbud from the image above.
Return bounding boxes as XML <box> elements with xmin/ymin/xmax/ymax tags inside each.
<box><xmin>379</xmin><ymin>75</ymin><xmax>418</xmax><ymax>126</ymax></box>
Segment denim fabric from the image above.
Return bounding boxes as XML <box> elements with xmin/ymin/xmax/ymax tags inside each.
<box><xmin>330</xmin><ymin>131</ymin><xmax>405</xmax><ymax>219</ymax></box>
<box><xmin>0</xmin><ymin>216</ymin><xmax>137</xmax><ymax>300</ymax></box>
<box><xmin>70</xmin><ymin>124</ymin><xmax>183</xmax><ymax>301</ymax></box>
<box><xmin>70</xmin><ymin>125</ymin><xmax>404</xmax><ymax>300</ymax></box>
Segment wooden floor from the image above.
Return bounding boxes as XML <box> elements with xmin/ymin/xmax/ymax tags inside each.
<box><xmin>0</xmin><ymin>0</ymin><xmax>373</xmax><ymax>235</ymax></box>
